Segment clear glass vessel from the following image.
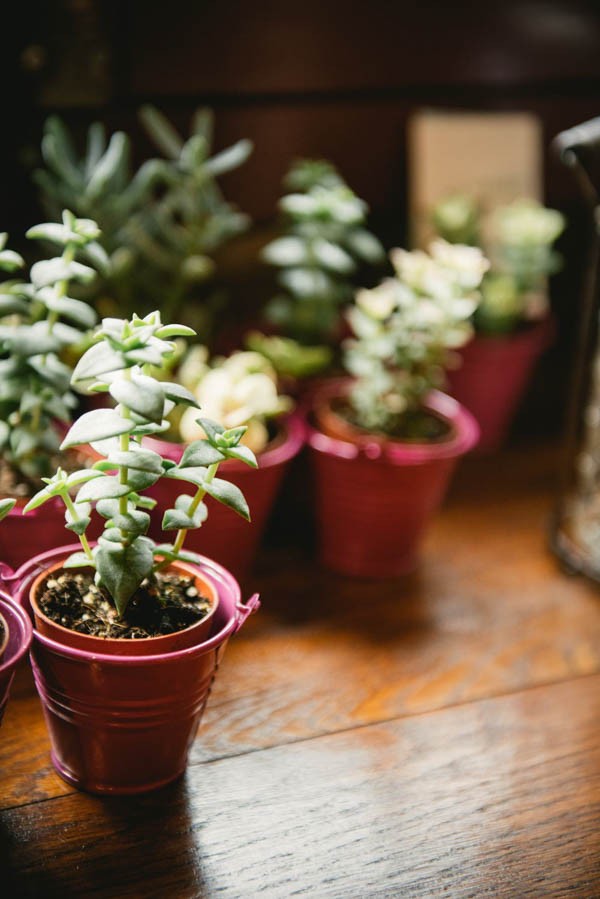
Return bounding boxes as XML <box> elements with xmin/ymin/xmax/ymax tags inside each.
<box><xmin>551</xmin><ymin>116</ymin><xmax>600</xmax><ymax>579</ymax></box>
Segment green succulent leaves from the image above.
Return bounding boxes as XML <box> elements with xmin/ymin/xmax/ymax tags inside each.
<box><xmin>263</xmin><ymin>158</ymin><xmax>385</xmax><ymax>345</ymax></box>
<box><xmin>0</xmin><ymin>213</ymin><xmax>100</xmax><ymax>480</ymax></box>
<box><xmin>27</xmin><ymin>311</ymin><xmax>256</xmax><ymax>618</ymax></box>
<box><xmin>0</xmin><ymin>498</ymin><xmax>16</xmax><ymax>521</ymax></box>
<box><xmin>35</xmin><ymin>109</ymin><xmax>253</xmax><ymax>330</ymax></box>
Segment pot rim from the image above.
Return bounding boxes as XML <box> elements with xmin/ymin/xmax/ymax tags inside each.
<box><xmin>0</xmin><ymin>494</ymin><xmax>63</xmax><ymax>515</ymax></box>
<box><xmin>144</xmin><ymin>411</ymin><xmax>306</xmax><ymax>470</ymax></box>
<box><xmin>0</xmin><ymin>609</ymin><xmax>8</xmax><ymax>659</ymax></box>
<box><xmin>307</xmin><ymin>381</ymin><xmax>479</xmax><ymax>464</ymax></box>
<box><xmin>0</xmin><ymin>594</ymin><xmax>33</xmax><ymax>673</ymax></box>
<box><xmin>29</xmin><ymin>558</ymin><xmax>220</xmax><ymax>655</ymax></box>
<box><xmin>27</xmin><ymin>545</ymin><xmax>252</xmax><ymax>666</ymax></box>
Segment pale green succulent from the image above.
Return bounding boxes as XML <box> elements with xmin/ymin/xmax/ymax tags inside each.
<box><xmin>490</xmin><ymin>200</ymin><xmax>566</xmax><ymax>292</ymax></box>
<box><xmin>431</xmin><ymin>194</ymin><xmax>481</xmax><ymax>246</ymax></box>
<box><xmin>245</xmin><ymin>331</ymin><xmax>333</xmax><ymax>379</ymax></box>
<box><xmin>263</xmin><ymin>158</ymin><xmax>385</xmax><ymax>344</ymax></box>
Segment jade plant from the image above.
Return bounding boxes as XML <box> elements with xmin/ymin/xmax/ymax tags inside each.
<box><xmin>262</xmin><ymin>158</ymin><xmax>385</xmax><ymax>345</ymax></box>
<box><xmin>23</xmin><ymin>312</ymin><xmax>256</xmax><ymax>616</ymax></box>
<box><xmin>432</xmin><ymin>195</ymin><xmax>565</xmax><ymax>335</ymax></box>
<box><xmin>343</xmin><ymin>240</ymin><xmax>489</xmax><ymax>437</ymax></box>
<box><xmin>0</xmin><ymin>212</ymin><xmax>102</xmax><ymax>487</ymax></box>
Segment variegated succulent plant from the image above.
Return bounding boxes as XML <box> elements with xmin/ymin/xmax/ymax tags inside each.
<box><xmin>431</xmin><ymin>195</ymin><xmax>566</xmax><ymax>334</ymax></box>
<box><xmin>344</xmin><ymin>240</ymin><xmax>489</xmax><ymax>434</ymax></box>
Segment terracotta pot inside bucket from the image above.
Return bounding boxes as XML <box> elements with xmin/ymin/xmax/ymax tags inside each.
<box><xmin>29</xmin><ymin>559</ymin><xmax>220</xmax><ymax>655</ymax></box>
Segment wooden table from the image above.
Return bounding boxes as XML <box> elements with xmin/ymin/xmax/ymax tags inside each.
<box><xmin>2</xmin><ymin>443</ymin><xmax>600</xmax><ymax>898</ymax></box>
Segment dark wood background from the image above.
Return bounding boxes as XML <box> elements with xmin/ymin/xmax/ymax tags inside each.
<box><xmin>5</xmin><ymin>0</ymin><xmax>600</xmax><ymax>436</ymax></box>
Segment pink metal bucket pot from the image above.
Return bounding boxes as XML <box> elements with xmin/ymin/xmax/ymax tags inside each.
<box><xmin>144</xmin><ymin>414</ymin><xmax>305</xmax><ymax>579</ymax></box>
<box><xmin>0</xmin><ymin>593</ymin><xmax>33</xmax><ymax>725</ymax></box>
<box><xmin>446</xmin><ymin>317</ymin><xmax>553</xmax><ymax>453</ymax></box>
<box><xmin>1</xmin><ymin>545</ymin><xmax>259</xmax><ymax>794</ymax></box>
<box><xmin>307</xmin><ymin>389</ymin><xmax>479</xmax><ymax>577</ymax></box>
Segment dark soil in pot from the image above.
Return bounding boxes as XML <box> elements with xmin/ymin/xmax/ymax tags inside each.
<box><xmin>0</xmin><ymin>449</ymin><xmax>95</xmax><ymax>500</ymax></box>
<box><xmin>319</xmin><ymin>396</ymin><xmax>455</xmax><ymax>445</ymax></box>
<box><xmin>36</xmin><ymin>569</ymin><xmax>213</xmax><ymax>640</ymax></box>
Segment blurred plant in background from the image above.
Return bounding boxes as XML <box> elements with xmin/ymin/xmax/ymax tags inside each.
<box><xmin>34</xmin><ymin>107</ymin><xmax>253</xmax><ymax>336</ymax></box>
<box><xmin>344</xmin><ymin>240</ymin><xmax>488</xmax><ymax>438</ymax></box>
<box><xmin>244</xmin><ymin>331</ymin><xmax>333</xmax><ymax>381</ymax></box>
<box><xmin>432</xmin><ymin>194</ymin><xmax>480</xmax><ymax>247</ymax></box>
<box><xmin>0</xmin><ymin>212</ymin><xmax>102</xmax><ymax>488</ymax></box>
<box><xmin>262</xmin><ymin>158</ymin><xmax>385</xmax><ymax>346</ymax></box>
<box><xmin>431</xmin><ymin>195</ymin><xmax>565</xmax><ymax>335</ymax></box>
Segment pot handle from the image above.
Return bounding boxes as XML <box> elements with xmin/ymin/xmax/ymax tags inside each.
<box><xmin>0</xmin><ymin>562</ymin><xmax>17</xmax><ymax>596</ymax></box>
<box><xmin>234</xmin><ymin>593</ymin><xmax>260</xmax><ymax>632</ymax></box>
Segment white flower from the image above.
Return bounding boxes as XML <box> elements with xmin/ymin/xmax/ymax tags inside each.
<box><xmin>390</xmin><ymin>248</ymin><xmax>430</xmax><ymax>290</ymax></box>
<box><xmin>217</xmin><ymin>351</ymin><xmax>274</xmax><ymax>381</ymax></box>
<box><xmin>356</xmin><ymin>281</ymin><xmax>397</xmax><ymax>320</ymax></box>
<box><xmin>178</xmin><ymin>349</ymin><xmax>291</xmax><ymax>453</ymax></box>
<box><xmin>178</xmin><ymin>345</ymin><xmax>209</xmax><ymax>392</ymax></box>
<box><xmin>429</xmin><ymin>239</ymin><xmax>490</xmax><ymax>290</ymax></box>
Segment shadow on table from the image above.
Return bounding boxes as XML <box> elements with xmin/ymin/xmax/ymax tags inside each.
<box><xmin>249</xmin><ymin>545</ymin><xmax>437</xmax><ymax>647</ymax></box>
<box><xmin>0</xmin><ymin>779</ymin><xmax>212</xmax><ymax>898</ymax></box>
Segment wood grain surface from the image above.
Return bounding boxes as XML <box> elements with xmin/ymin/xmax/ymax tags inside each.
<box><xmin>2</xmin><ymin>444</ymin><xmax>600</xmax><ymax>896</ymax></box>
<box><xmin>3</xmin><ymin>675</ymin><xmax>600</xmax><ymax>898</ymax></box>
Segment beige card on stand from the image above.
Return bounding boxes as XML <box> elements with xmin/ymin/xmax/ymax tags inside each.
<box><xmin>408</xmin><ymin>110</ymin><xmax>543</xmax><ymax>248</ymax></box>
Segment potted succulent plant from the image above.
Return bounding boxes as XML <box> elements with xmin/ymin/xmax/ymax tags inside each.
<box><xmin>260</xmin><ymin>158</ymin><xmax>384</xmax><ymax>345</ymax></box>
<box><xmin>8</xmin><ymin>311</ymin><xmax>259</xmax><ymax>793</ymax></box>
<box><xmin>35</xmin><ymin>107</ymin><xmax>253</xmax><ymax>336</ymax></box>
<box><xmin>307</xmin><ymin>240</ymin><xmax>485</xmax><ymax>577</ymax></box>
<box><xmin>433</xmin><ymin>196</ymin><xmax>566</xmax><ymax>451</ymax></box>
<box><xmin>144</xmin><ymin>346</ymin><xmax>304</xmax><ymax>578</ymax></box>
<box><xmin>0</xmin><ymin>212</ymin><xmax>103</xmax><ymax>568</ymax></box>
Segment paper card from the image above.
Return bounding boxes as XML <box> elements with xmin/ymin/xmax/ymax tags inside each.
<box><xmin>408</xmin><ymin>109</ymin><xmax>542</xmax><ymax>247</ymax></box>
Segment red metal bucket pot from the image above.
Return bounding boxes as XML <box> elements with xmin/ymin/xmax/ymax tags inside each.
<box><xmin>445</xmin><ymin>317</ymin><xmax>553</xmax><ymax>453</ymax></box>
<box><xmin>144</xmin><ymin>414</ymin><xmax>305</xmax><ymax>579</ymax></box>
<box><xmin>307</xmin><ymin>389</ymin><xmax>479</xmax><ymax>577</ymax></box>
<box><xmin>3</xmin><ymin>545</ymin><xmax>259</xmax><ymax>794</ymax></box>
<box><xmin>0</xmin><ymin>593</ymin><xmax>33</xmax><ymax>725</ymax></box>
